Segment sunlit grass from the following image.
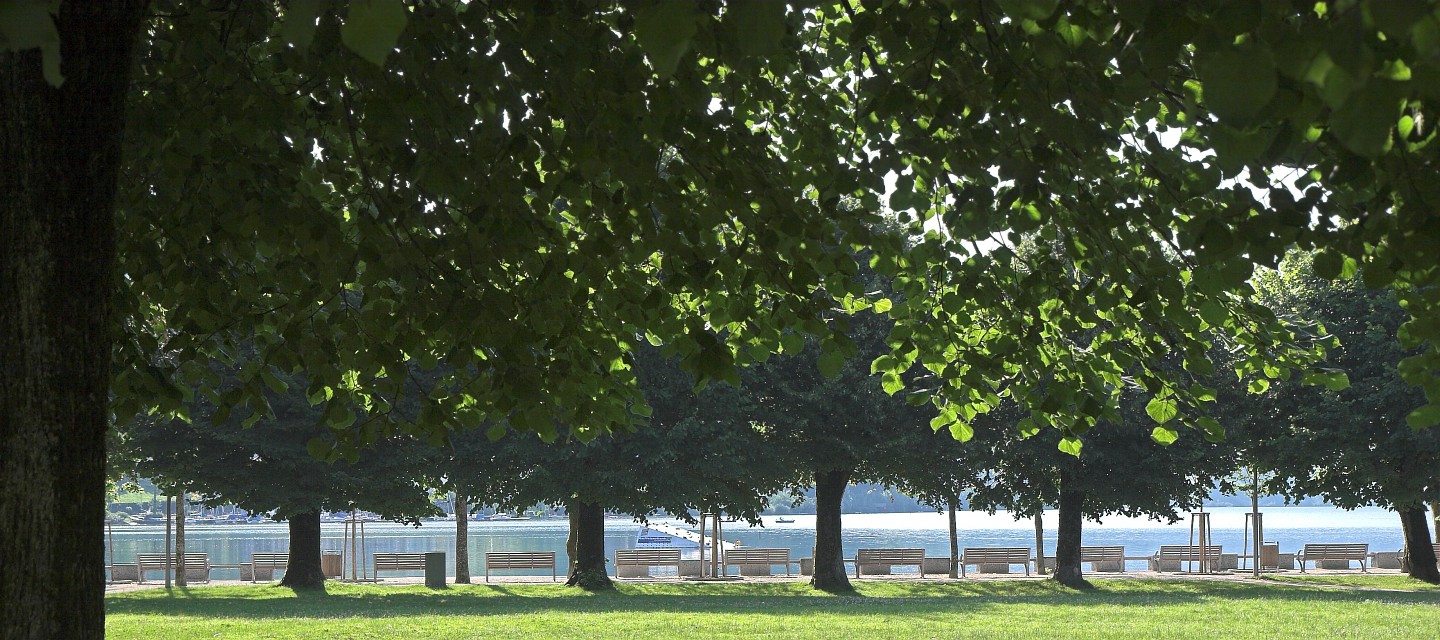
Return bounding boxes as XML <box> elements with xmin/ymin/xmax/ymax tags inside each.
<box><xmin>1258</xmin><ymin>574</ymin><xmax>1440</xmax><ymax>591</ymax></box>
<box><xmin>106</xmin><ymin>579</ymin><xmax>1440</xmax><ymax>639</ymax></box>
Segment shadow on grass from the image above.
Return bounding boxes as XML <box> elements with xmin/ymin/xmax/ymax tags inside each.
<box><xmin>107</xmin><ymin>579</ymin><xmax>1440</xmax><ymax>621</ymax></box>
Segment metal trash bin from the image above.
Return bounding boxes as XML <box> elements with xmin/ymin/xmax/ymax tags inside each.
<box><xmin>424</xmin><ymin>552</ymin><xmax>446</xmax><ymax>588</ymax></box>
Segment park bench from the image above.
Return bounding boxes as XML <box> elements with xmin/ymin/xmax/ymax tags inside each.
<box><xmin>249</xmin><ymin>552</ymin><xmax>288</xmax><ymax>582</ymax></box>
<box><xmin>856</xmin><ymin>548</ymin><xmax>927</xmax><ymax>578</ymax></box>
<box><xmin>958</xmin><ymin>547</ymin><xmax>1030</xmax><ymax>577</ymax></box>
<box><xmin>723</xmin><ymin>548</ymin><xmax>794</xmax><ymax>576</ymax></box>
<box><xmin>1080</xmin><ymin>545</ymin><xmax>1126</xmax><ymax>573</ymax></box>
<box><xmin>614</xmin><ymin>548</ymin><xmax>683</xmax><ymax>577</ymax></box>
<box><xmin>135</xmin><ymin>552</ymin><xmax>211</xmax><ymax>583</ymax></box>
<box><xmin>1298</xmin><ymin>543</ymin><xmax>1369</xmax><ymax>572</ymax></box>
<box><xmin>373</xmin><ymin>552</ymin><xmax>428</xmax><ymax>578</ymax></box>
<box><xmin>1150</xmin><ymin>545</ymin><xmax>1222</xmax><ymax>571</ymax></box>
<box><xmin>484</xmin><ymin>551</ymin><xmax>557</xmax><ymax>582</ymax></box>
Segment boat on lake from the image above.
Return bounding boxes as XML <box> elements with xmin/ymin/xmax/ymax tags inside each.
<box><xmin>773</xmin><ymin>517</ymin><xmax>795</xmax><ymax>524</ymax></box>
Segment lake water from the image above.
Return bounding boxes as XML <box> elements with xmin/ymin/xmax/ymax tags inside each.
<box><xmin>106</xmin><ymin>506</ymin><xmax>1420</xmax><ymax>579</ymax></box>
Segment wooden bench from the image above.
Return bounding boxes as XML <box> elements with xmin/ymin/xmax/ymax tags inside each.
<box><xmin>856</xmin><ymin>548</ymin><xmax>926</xmax><ymax>578</ymax></box>
<box><xmin>723</xmin><ymin>548</ymin><xmax>794</xmax><ymax>576</ymax></box>
<box><xmin>1150</xmin><ymin>545</ymin><xmax>1222</xmax><ymax>571</ymax></box>
<box><xmin>1298</xmin><ymin>543</ymin><xmax>1369</xmax><ymax>572</ymax></box>
<box><xmin>484</xmin><ymin>551</ymin><xmax>557</xmax><ymax>582</ymax></box>
<box><xmin>959</xmin><ymin>547</ymin><xmax>1030</xmax><ymax>577</ymax></box>
<box><xmin>1080</xmin><ymin>545</ymin><xmax>1126</xmax><ymax>573</ymax></box>
<box><xmin>135</xmin><ymin>552</ymin><xmax>211</xmax><ymax>583</ymax></box>
<box><xmin>373</xmin><ymin>552</ymin><xmax>428</xmax><ymax>578</ymax></box>
<box><xmin>614</xmin><ymin>548</ymin><xmax>683</xmax><ymax>577</ymax></box>
<box><xmin>250</xmin><ymin>552</ymin><xmax>288</xmax><ymax>582</ymax></box>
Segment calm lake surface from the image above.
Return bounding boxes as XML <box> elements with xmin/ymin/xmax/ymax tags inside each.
<box><xmin>107</xmin><ymin>506</ymin><xmax>1417</xmax><ymax>578</ymax></box>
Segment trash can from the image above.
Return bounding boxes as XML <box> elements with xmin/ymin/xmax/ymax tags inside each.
<box><xmin>424</xmin><ymin>552</ymin><xmax>446</xmax><ymax>588</ymax></box>
<box><xmin>1260</xmin><ymin>543</ymin><xmax>1279</xmax><ymax>570</ymax></box>
<box><xmin>321</xmin><ymin>551</ymin><xmax>343</xmax><ymax>578</ymax></box>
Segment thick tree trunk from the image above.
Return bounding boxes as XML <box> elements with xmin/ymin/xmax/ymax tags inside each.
<box><xmin>1</xmin><ymin>4</ymin><xmax>147</xmax><ymax>638</ymax></box>
<box><xmin>565</xmin><ymin>502</ymin><xmax>612</xmax><ymax>590</ymax></box>
<box><xmin>1052</xmin><ymin>468</ymin><xmax>1091</xmax><ymax>589</ymax></box>
<box><xmin>948</xmin><ymin>499</ymin><xmax>959</xmax><ymax>578</ymax></box>
<box><xmin>454</xmin><ymin>491</ymin><xmax>470</xmax><ymax>584</ymax></box>
<box><xmin>279</xmin><ymin>510</ymin><xmax>327</xmax><ymax>589</ymax></box>
<box><xmin>176</xmin><ymin>493</ymin><xmax>187</xmax><ymax>587</ymax></box>
<box><xmin>810</xmin><ymin>468</ymin><xmax>853</xmax><ymax>592</ymax></box>
<box><xmin>1400</xmin><ymin>506</ymin><xmax>1439</xmax><ymax>584</ymax></box>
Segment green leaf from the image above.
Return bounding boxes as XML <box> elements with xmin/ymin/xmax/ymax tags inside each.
<box><xmin>995</xmin><ymin>0</ymin><xmax>1061</xmax><ymax>21</ymax></box>
<box><xmin>1301</xmin><ymin>370</ymin><xmax>1351</xmax><ymax>391</ymax></box>
<box><xmin>1406</xmin><ymin>404</ymin><xmax>1440</xmax><ymax>429</ymax></box>
<box><xmin>817</xmin><ymin>343</ymin><xmax>846</xmax><ymax>378</ymax></box>
<box><xmin>1197</xmin><ymin>416</ymin><xmax>1225</xmax><ymax>442</ymax></box>
<box><xmin>1145</xmin><ymin>396</ymin><xmax>1178</xmax><ymax>424</ymax></box>
<box><xmin>1151</xmin><ymin>426</ymin><xmax>1179</xmax><ymax>445</ymax></box>
<box><xmin>1329</xmin><ymin>80</ymin><xmax>1404</xmax><ymax>157</ymax></box>
<box><xmin>305</xmin><ymin>437</ymin><xmax>332</xmax><ymax>461</ymax></box>
<box><xmin>725</xmin><ymin>1</ymin><xmax>786</xmax><ymax>58</ymax></box>
<box><xmin>1199</xmin><ymin>44</ymin><xmax>1277</xmax><ymax>128</ymax></box>
<box><xmin>873</xmin><ymin>298</ymin><xmax>893</xmax><ymax>313</ymax></box>
<box><xmin>1058</xmin><ymin>436</ymin><xmax>1083</xmax><ymax>456</ymax></box>
<box><xmin>341</xmin><ymin>1</ymin><xmax>410</xmax><ymax>67</ymax></box>
<box><xmin>881</xmin><ymin>371</ymin><xmax>904</xmax><ymax>395</ymax></box>
<box><xmin>1313</xmin><ymin>250</ymin><xmax>1344</xmax><ymax>280</ymax></box>
<box><xmin>948</xmin><ymin>421</ymin><xmax>974</xmax><ymax>442</ymax></box>
<box><xmin>1247</xmin><ymin>378</ymin><xmax>1271</xmax><ymax>394</ymax></box>
<box><xmin>634</xmin><ymin>0</ymin><xmax>699</xmax><ymax>79</ymax></box>
<box><xmin>780</xmin><ymin>332</ymin><xmax>804</xmax><ymax>355</ymax></box>
<box><xmin>282</xmin><ymin>2</ymin><xmax>322</xmax><ymax>55</ymax></box>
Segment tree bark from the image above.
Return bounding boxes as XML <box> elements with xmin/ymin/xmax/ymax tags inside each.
<box><xmin>454</xmin><ymin>491</ymin><xmax>470</xmax><ymax>584</ymax></box>
<box><xmin>564</xmin><ymin>501</ymin><xmax>612</xmax><ymax>590</ymax></box>
<box><xmin>1</xmin><ymin>4</ymin><xmax>147</xmax><ymax>638</ymax></box>
<box><xmin>279</xmin><ymin>510</ymin><xmax>327</xmax><ymax>589</ymax></box>
<box><xmin>1400</xmin><ymin>505</ymin><xmax>1439</xmax><ymax>584</ymax></box>
<box><xmin>164</xmin><ymin>497</ymin><xmax>173</xmax><ymax>588</ymax></box>
<box><xmin>176</xmin><ymin>493</ymin><xmax>187</xmax><ymax>587</ymax></box>
<box><xmin>1430</xmin><ymin>499</ymin><xmax>1439</xmax><ymax>542</ymax></box>
<box><xmin>1052</xmin><ymin>467</ymin><xmax>1091</xmax><ymax>589</ymax></box>
<box><xmin>947</xmin><ymin>499</ymin><xmax>959</xmax><ymax>578</ymax></box>
<box><xmin>810</xmin><ymin>468</ymin><xmax>853</xmax><ymax>592</ymax></box>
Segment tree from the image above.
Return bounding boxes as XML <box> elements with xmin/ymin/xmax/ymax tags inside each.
<box><xmin>441</xmin><ymin>346</ymin><xmax>787</xmax><ymax>590</ymax></box>
<box><xmin>112</xmin><ymin>368</ymin><xmax>439</xmax><ymax>589</ymax></box>
<box><xmin>1224</xmin><ymin>253</ymin><xmax>1440</xmax><ymax>583</ymax></box>
<box><xmin>741</xmin><ymin>308</ymin><xmax>942</xmax><ymax>592</ymax></box>
<box><xmin>9</xmin><ymin>4</ymin><xmax>1440</xmax><ymax>635</ymax></box>
<box><xmin>963</xmin><ymin>395</ymin><xmax>1237</xmax><ymax>588</ymax></box>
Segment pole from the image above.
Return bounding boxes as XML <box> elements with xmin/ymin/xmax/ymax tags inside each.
<box><xmin>947</xmin><ymin>500</ymin><xmax>959</xmax><ymax>578</ymax></box>
<box><xmin>1251</xmin><ymin>467</ymin><xmax>1261</xmax><ymax>578</ymax></box>
<box><xmin>1033</xmin><ymin>511</ymin><xmax>1046</xmax><ymax>575</ymax></box>
<box><xmin>176</xmin><ymin>490</ymin><xmax>187</xmax><ymax>587</ymax></box>
<box><xmin>164</xmin><ymin>495</ymin><xmax>173</xmax><ymax>588</ymax></box>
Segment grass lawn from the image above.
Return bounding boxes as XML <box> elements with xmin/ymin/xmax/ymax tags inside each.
<box><xmin>1259</xmin><ymin>574</ymin><xmax>1440</xmax><ymax>591</ymax></box>
<box><xmin>106</xmin><ymin>579</ymin><xmax>1440</xmax><ymax>639</ymax></box>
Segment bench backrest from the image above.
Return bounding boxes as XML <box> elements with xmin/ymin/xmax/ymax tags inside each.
<box><xmin>137</xmin><ymin>552</ymin><xmax>209</xmax><ymax>566</ymax></box>
<box><xmin>486</xmin><ymin>552</ymin><xmax>556</xmax><ymax>569</ymax></box>
<box><xmin>1155</xmin><ymin>545</ymin><xmax>1222</xmax><ymax>559</ymax></box>
<box><xmin>615</xmin><ymin>548</ymin><xmax>682</xmax><ymax>565</ymax></box>
<box><xmin>373</xmin><ymin>553</ymin><xmax>428</xmax><ymax>570</ymax></box>
<box><xmin>1302</xmin><ymin>543</ymin><xmax>1368</xmax><ymax>558</ymax></box>
<box><xmin>1080</xmin><ymin>546</ymin><xmax>1125</xmax><ymax>561</ymax></box>
<box><xmin>724</xmin><ymin>548</ymin><xmax>791</xmax><ymax>565</ymax></box>
<box><xmin>252</xmin><ymin>553</ymin><xmax>288</xmax><ymax>567</ymax></box>
<box><xmin>858</xmin><ymin>548</ymin><xmax>926</xmax><ymax>564</ymax></box>
<box><xmin>960</xmin><ymin>547</ymin><xmax>1029</xmax><ymax>564</ymax></box>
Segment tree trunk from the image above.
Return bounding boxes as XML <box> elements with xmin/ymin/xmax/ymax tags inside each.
<box><xmin>947</xmin><ymin>499</ymin><xmax>959</xmax><ymax>578</ymax></box>
<box><xmin>176</xmin><ymin>493</ymin><xmax>187</xmax><ymax>587</ymax></box>
<box><xmin>810</xmin><ymin>468</ymin><xmax>853</xmax><ymax>592</ymax></box>
<box><xmin>454</xmin><ymin>491</ymin><xmax>470</xmax><ymax>584</ymax></box>
<box><xmin>1052</xmin><ymin>467</ymin><xmax>1091</xmax><ymax>589</ymax></box>
<box><xmin>164</xmin><ymin>497</ymin><xmax>173</xmax><ymax>588</ymax></box>
<box><xmin>1034</xmin><ymin>510</ymin><xmax>1046</xmax><ymax>575</ymax></box>
<box><xmin>279</xmin><ymin>510</ymin><xmax>327</xmax><ymax>589</ymax></box>
<box><xmin>1</xmin><ymin>4</ymin><xmax>147</xmax><ymax>638</ymax></box>
<box><xmin>1400</xmin><ymin>506</ymin><xmax>1439</xmax><ymax>584</ymax></box>
<box><xmin>564</xmin><ymin>502</ymin><xmax>612</xmax><ymax>590</ymax></box>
